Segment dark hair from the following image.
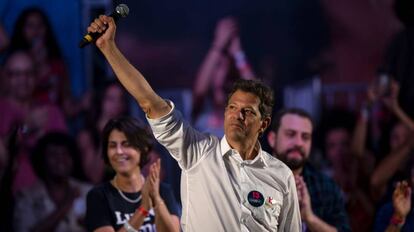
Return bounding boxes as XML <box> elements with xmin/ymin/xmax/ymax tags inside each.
<box><xmin>101</xmin><ymin>117</ymin><xmax>153</xmax><ymax>168</ymax></box>
<box><xmin>10</xmin><ymin>7</ymin><xmax>62</xmax><ymax>59</ymax></box>
<box><xmin>271</xmin><ymin>108</ymin><xmax>314</xmax><ymax>132</ymax></box>
<box><xmin>31</xmin><ymin>132</ymin><xmax>84</xmax><ymax>181</ymax></box>
<box><xmin>226</xmin><ymin>79</ymin><xmax>274</xmax><ymax>118</ymax></box>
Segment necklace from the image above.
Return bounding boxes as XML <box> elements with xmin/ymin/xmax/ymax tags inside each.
<box><xmin>113</xmin><ymin>175</ymin><xmax>143</xmax><ymax>203</ymax></box>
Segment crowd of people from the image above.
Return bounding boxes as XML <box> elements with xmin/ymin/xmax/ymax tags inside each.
<box><xmin>0</xmin><ymin>2</ymin><xmax>413</xmax><ymax>232</ymax></box>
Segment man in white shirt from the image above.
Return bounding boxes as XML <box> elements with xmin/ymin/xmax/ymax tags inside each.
<box><xmin>86</xmin><ymin>15</ymin><xmax>301</xmax><ymax>231</ymax></box>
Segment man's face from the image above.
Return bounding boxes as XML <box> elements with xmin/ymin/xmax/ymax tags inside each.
<box><xmin>224</xmin><ymin>90</ymin><xmax>269</xmax><ymax>145</ymax></box>
<box><xmin>268</xmin><ymin>114</ymin><xmax>312</xmax><ymax>170</ymax></box>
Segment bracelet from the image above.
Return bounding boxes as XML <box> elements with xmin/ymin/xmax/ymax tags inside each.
<box><xmin>390</xmin><ymin>215</ymin><xmax>405</xmax><ymax>228</ymax></box>
<box><xmin>136</xmin><ymin>206</ymin><xmax>149</xmax><ymax>217</ymax></box>
<box><xmin>124</xmin><ymin>221</ymin><xmax>139</xmax><ymax>232</ymax></box>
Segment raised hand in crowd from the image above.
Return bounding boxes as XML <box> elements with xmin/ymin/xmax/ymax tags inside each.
<box><xmin>384</xmin><ymin>181</ymin><xmax>412</xmax><ymax>232</ymax></box>
<box><xmin>212</xmin><ymin>17</ymin><xmax>238</xmax><ymax>51</ymax></box>
<box><xmin>381</xmin><ymin>79</ymin><xmax>414</xmax><ymax>130</ymax></box>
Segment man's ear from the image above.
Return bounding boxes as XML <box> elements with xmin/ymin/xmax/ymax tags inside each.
<box><xmin>267</xmin><ymin>131</ymin><xmax>276</xmax><ymax>150</ymax></box>
<box><xmin>261</xmin><ymin>116</ymin><xmax>271</xmax><ymax>132</ymax></box>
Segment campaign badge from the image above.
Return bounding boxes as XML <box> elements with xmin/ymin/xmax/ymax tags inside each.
<box><xmin>265</xmin><ymin>196</ymin><xmax>277</xmax><ymax>208</ymax></box>
<box><xmin>247</xmin><ymin>190</ymin><xmax>265</xmax><ymax>207</ymax></box>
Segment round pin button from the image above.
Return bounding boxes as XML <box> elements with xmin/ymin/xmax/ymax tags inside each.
<box><xmin>247</xmin><ymin>190</ymin><xmax>264</xmax><ymax>207</ymax></box>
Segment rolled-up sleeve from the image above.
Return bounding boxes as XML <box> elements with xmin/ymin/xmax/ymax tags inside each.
<box><xmin>147</xmin><ymin>100</ymin><xmax>216</xmax><ymax>170</ymax></box>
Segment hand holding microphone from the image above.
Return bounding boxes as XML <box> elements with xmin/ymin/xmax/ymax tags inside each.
<box><xmin>80</xmin><ymin>4</ymin><xmax>129</xmax><ymax>48</ymax></box>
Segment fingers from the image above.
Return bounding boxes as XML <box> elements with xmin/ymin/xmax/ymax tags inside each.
<box><xmin>294</xmin><ymin>175</ymin><xmax>305</xmax><ymax>191</ymax></box>
<box><xmin>294</xmin><ymin>175</ymin><xmax>310</xmax><ymax>201</ymax></box>
<box><xmin>149</xmin><ymin>158</ymin><xmax>161</xmax><ymax>176</ymax></box>
<box><xmin>87</xmin><ymin>16</ymin><xmax>105</xmax><ymax>33</ymax></box>
<box><xmin>394</xmin><ymin>181</ymin><xmax>412</xmax><ymax>199</ymax></box>
<box><xmin>86</xmin><ymin>15</ymin><xmax>115</xmax><ymax>33</ymax></box>
<box><xmin>214</xmin><ymin>17</ymin><xmax>239</xmax><ymax>47</ymax></box>
<box><xmin>294</xmin><ymin>175</ymin><xmax>304</xmax><ymax>200</ymax></box>
<box><xmin>155</xmin><ymin>159</ymin><xmax>161</xmax><ymax>178</ymax></box>
<box><xmin>400</xmin><ymin>181</ymin><xmax>412</xmax><ymax>198</ymax></box>
<box><xmin>147</xmin><ymin>159</ymin><xmax>161</xmax><ymax>189</ymax></box>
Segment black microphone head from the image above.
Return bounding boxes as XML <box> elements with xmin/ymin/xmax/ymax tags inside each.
<box><xmin>115</xmin><ymin>4</ymin><xmax>129</xmax><ymax>18</ymax></box>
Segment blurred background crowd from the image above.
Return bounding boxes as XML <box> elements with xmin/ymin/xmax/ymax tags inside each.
<box><xmin>0</xmin><ymin>0</ymin><xmax>413</xmax><ymax>231</ymax></box>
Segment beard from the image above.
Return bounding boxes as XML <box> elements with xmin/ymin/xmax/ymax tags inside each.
<box><xmin>275</xmin><ymin>146</ymin><xmax>307</xmax><ymax>170</ymax></box>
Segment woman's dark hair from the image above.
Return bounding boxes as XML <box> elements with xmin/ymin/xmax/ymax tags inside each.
<box><xmin>31</xmin><ymin>132</ymin><xmax>85</xmax><ymax>181</ymax></box>
<box><xmin>226</xmin><ymin>79</ymin><xmax>274</xmax><ymax>119</ymax></box>
<box><xmin>10</xmin><ymin>7</ymin><xmax>62</xmax><ymax>59</ymax></box>
<box><xmin>101</xmin><ymin>117</ymin><xmax>153</xmax><ymax>168</ymax></box>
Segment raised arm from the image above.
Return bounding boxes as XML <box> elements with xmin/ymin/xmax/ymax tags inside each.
<box><xmin>382</xmin><ymin>80</ymin><xmax>414</xmax><ymax>131</ymax></box>
<box><xmin>87</xmin><ymin>15</ymin><xmax>170</xmax><ymax>119</ymax></box>
<box><xmin>350</xmin><ymin>84</ymin><xmax>377</xmax><ymax>159</ymax></box>
<box><xmin>192</xmin><ymin>17</ymin><xmax>236</xmax><ymax>120</ymax></box>
<box><xmin>370</xmin><ymin>139</ymin><xmax>413</xmax><ymax>201</ymax></box>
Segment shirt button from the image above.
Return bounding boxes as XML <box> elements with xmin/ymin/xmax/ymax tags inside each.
<box><xmin>241</xmin><ymin>218</ymin><xmax>246</xmax><ymax>224</ymax></box>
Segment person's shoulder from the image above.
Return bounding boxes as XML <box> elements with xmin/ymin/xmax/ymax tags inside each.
<box><xmin>87</xmin><ymin>181</ymin><xmax>114</xmax><ymax>198</ymax></box>
<box><xmin>303</xmin><ymin>164</ymin><xmax>334</xmax><ymax>182</ymax></box>
<box><xmin>303</xmin><ymin>164</ymin><xmax>342</xmax><ymax>194</ymax></box>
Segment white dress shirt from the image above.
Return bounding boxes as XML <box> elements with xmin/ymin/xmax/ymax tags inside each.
<box><xmin>147</xmin><ymin>101</ymin><xmax>301</xmax><ymax>232</ymax></box>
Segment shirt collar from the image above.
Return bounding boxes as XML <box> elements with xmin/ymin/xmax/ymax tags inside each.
<box><xmin>220</xmin><ymin>136</ymin><xmax>268</xmax><ymax>168</ymax></box>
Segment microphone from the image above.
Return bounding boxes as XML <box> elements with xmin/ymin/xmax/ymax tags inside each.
<box><xmin>79</xmin><ymin>4</ymin><xmax>129</xmax><ymax>48</ymax></box>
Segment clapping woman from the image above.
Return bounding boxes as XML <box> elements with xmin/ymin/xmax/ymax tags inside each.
<box><xmin>86</xmin><ymin>117</ymin><xmax>180</xmax><ymax>232</ymax></box>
